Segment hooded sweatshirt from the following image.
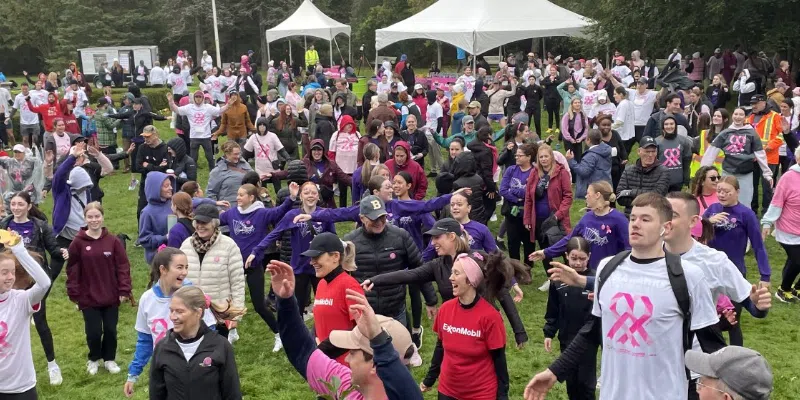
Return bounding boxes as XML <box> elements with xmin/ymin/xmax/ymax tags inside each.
<box><xmin>703</xmin><ymin>124</ymin><xmax>771</xmax><ymax>177</ymax></box>
<box><xmin>51</xmin><ymin>155</ymin><xmax>87</xmax><ymax>235</ymax></box>
<box><xmin>66</xmin><ymin>227</ymin><xmax>132</xmax><ymax>309</ymax></box>
<box><xmin>139</xmin><ymin>171</ymin><xmax>176</xmax><ymax>263</ymax></box>
<box><xmin>207</xmin><ymin>157</ymin><xmax>253</xmax><ymax>204</ymax></box>
<box><xmin>244</xmin><ymin>118</ymin><xmax>285</xmax><ymax>175</ymax></box>
<box><xmin>220</xmin><ymin>197</ymin><xmax>294</xmax><ymax>261</ymax></box>
<box><xmin>166</xmin><ymin>137</ymin><xmax>196</xmax><ymax>187</ymax></box>
<box><xmin>61</xmin><ymin>165</ymin><xmax>94</xmax><ymax>240</ymax></box>
<box><xmin>568</xmin><ymin>142</ymin><xmax>613</xmax><ymax>198</ymax></box>
<box><xmin>385</xmin><ymin>141</ymin><xmax>428</xmax><ymax>200</ymax></box>
<box><xmin>213</xmin><ymin>95</ymin><xmax>254</xmax><ymax>140</ymax></box>
<box><xmin>328</xmin><ymin>115</ymin><xmax>361</xmax><ymax>174</ymax></box>
<box><xmin>27</xmin><ymin>93</ymin><xmax>63</xmax><ymax>131</ymax></box>
<box><xmin>656</xmin><ymin>129</ymin><xmax>694</xmax><ymax>187</ymax></box>
<box><xmin>251</xmin><ymin>208</ymin><xmax>336</xmax><ymax>274</ymax></box>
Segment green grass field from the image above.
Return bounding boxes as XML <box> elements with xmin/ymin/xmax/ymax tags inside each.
<box><xmin>7</xmin><ymin>79</ymin><xmax>798</xmax><ymax>399</ymax></box>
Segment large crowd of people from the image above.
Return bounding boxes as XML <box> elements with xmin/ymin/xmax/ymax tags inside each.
<box><xmin>1</xmin><ymin>44</ymin><xmax>796</xmax><ymax>400</ymax></box>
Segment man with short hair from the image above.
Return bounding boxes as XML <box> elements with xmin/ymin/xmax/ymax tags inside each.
<box><xmin>525</xmin><ymin>192</ymin><xmax>720</xmax><ymax>400</ymax></box>
<box><xmin>685</xmin><ymin>346</ymin><xmax>773</xmax><ymax>400</ymax></box>
<box><xmin>643</xmin><ymin>93</ymin><xmax>693</xmax><ymax>138</ymax></box>
<box><xmin>271</xmin><ymin>259</ymin><xmax>423</xmax><ymax>400</ymax></box>
<box><xmin>93</xmin><ymin>98</ymin><xmax>121</xmax><ymax>164</ymax></box>
<box><xmin>149</xmin><ymin>61</ymin><xmax>166</xmax><ymax>87</ymax></box>
<box><xmin>362</xmin><ymin>79</ymin><xmax>377</xmax><ymax>121</ymax></box>
<box><xmin>344</xmin><ymin>196</ymin><xmax>437</xmax><ymax>327</ymax></box>
<box><xmin>9</xmin><ymin>82</ymin><xmax>40</xmax><ymax>148</ymax></box>
<box><xmin>467</xmin><ymin>100</ymin><xmax>489</xmax><ymax>131</ymax></box>
<box><xmin>305</xmin><ymin>44</ymin><xmax>320</xmax><ymax>74</ymax></box>
<box><xmin>168</xmin><ymin>91</ymin><xmax>231</xmax><ymax>170</ymax></box>
<box><xmin>335</xmin><ymin>78</ymin><xmax>357</xmax><ymax>109</ymax></box>
<box><xmin>64</xmin><ymin>79</ymin><xmax>89</xmax><ymax>119</ymax></box>
<box><xmin>616</xmin><ymin>136</ymin><xmax>670</xmax><ymax>214</ymax></box>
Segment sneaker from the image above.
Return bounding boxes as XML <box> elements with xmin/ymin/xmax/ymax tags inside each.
<box><xmin>228</xmin><ymin>328</ymin><xmax>240</xmax><ymax>344</ymax></box>
<box><xmin>496</xmin><ymin>237</ymin><xmax>507</xmax><ymax>251</ymax></box>
<box><xmin>412</xmin><ymin>327</ymin><xmax>423</xmax><ymax>350</ymax></box>
<box><xmin>775</xmin><ymin>289</ymin><xmax>799</xmax><ymax>303</ymax></box>
<box><xmin>427</xmin><ymin>171</ymin><xmax>438</xmax><ymax>178</ymax></box>
<box><xmin>538</xmin><ymin>279</ymin><xmax>550</xmax><ymax>292</ymax></box>
<box><xmin>48</xmin><ymin>363</ymin><xmax>63</xmax><ymax>385</ymax></box>
<box><xmin>409</xmin><ymin>345</ymin><xmax>423</xmax><ymax>367</ymax></box>
<box><xmin>546</xmin><ymin>128</ymin><xmax>553</xmax><ymax>134</ymax></box>
<box><xmin>554</xmin><ymin>128</ymin><xmax>561</xmax><ymax>134</ymax></box>
<box><xmin>127</xmin><ymin>178</ymin><xmax>139</xmax><ymax>191</ymax></box>
<box><xmin>272</xmin><ymin>334</ymin><xmax>283</xmax><ymax>352</ymax></box>
<box><xmin>104</xmin><ymin>361</ymin><xmax>121</xmax><ymax>374</ymax></box>
<box><xmin>490</xmin><ymin>213</ymin><xmax>498</xmax><ymax>222</ymax></box>
<box><xmin>746</xmin><ymin>240</ymin><xmax>752</xmax><ymax>254</ymax></box>
<box><xmin>86</xmin><ymin>360</ymin><xmax>99</xmax><ymax>376</ymax></box>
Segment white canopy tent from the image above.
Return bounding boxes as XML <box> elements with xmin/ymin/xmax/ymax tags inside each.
<box><xmin>265</xmin><ymin>0</ymin><xmax>352</xmax><ymax>67</ymax></box>
<box><xmin>375</xmin><ymin>0</ymin><xmax>591</xmax><ymax>68</ymax></box>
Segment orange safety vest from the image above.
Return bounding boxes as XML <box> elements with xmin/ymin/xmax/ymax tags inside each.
<box><xmin>747</xmin><ymin>111</ymin><xmax>784</xmax><ymax>165</ymax></box>
<box><xmin>690</xmin><ymin>130</ymin><xmax>723</xmax><ymax>177</ymax></box>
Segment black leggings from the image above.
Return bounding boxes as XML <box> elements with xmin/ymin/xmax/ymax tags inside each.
<box><xmin>408</xmin><ymin>284</ymin><xmax>422</xmax><ymax>330</ymax></box>
<box><xmin>561</xmin><ymin>338</ymin><xmax>598</xmax><ymax>400</ymax></box>
<box><xmin>526</xmin><ymin>105</ymin><xmax>542</xmax><ymax>136</ymax></box>
<box><xmin>33</xmin><ymin>296</ymin><xmax>56</xmax><ymax>362</ymax></box>
<box><xmin>294</xmin><ymin>273</ymin><xmax>320</xmax><ymax>314</ymax></box>
<box><xmin>338</xmin><ymin>179</ymin><xmax>351</xmax><ymax>208</ymax></box>
<box><xmin>246</xmin><ymin>260</ymin><xmax>278</xmax><ymax>333</ymax></box>
<box><xmin>0</xmin><ymin>388</ymin><xmax>38</xmax><ymax>400</ymax></box>
<box><xmin>780</xmin><ymin>243</ymin><xmax>800</xmax><ymax>291</ymax></box>
<box><xmin>544</xmin><ymin>100</ymin><xmax>560</xmax><ymax>129</ymax></box>
<box><xmin>506</xmin><ymin>213</ymin><xmax>535</xmax><ymax>268</ymax></box>
<box><xmin>533</xmin><ymin>218</ymin><xmax>555</xmax><ymax>276</ymax></box>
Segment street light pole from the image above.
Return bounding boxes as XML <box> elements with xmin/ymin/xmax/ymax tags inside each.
<box><xmin>211</xmin><ymin>0</ymin><xmax>222</xmax><ymax>68</ymax></box>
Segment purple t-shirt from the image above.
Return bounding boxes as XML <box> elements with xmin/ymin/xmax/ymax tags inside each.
<box><xmin>8</xmin><ymin>220</ymin><xmax>35</xmax><ymax>247</ymax></box>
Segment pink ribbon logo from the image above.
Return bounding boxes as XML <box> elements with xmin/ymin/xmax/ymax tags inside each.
<box><xmin>606</xmin><ymin>293</ymin><xmax>653</xmax><ymax>347</ymax></box>
<box><xmin>662</xmin><ymin>148</ymin><xmax>681</xmax><ymax>167</ymax></box>
<box><xmin>151</xmin><ymin>318</ymin><xmax>169</xmax><ymax>344</ymax></box>
<box><xmin>725</xmin><ymin>134</ymin><xmax>746</xmax><ymax>153</ymax></box>
<box><xmin>0</xmin><ymin>321</ymin><xmax>10</xmax><ymax>353</ymax></box>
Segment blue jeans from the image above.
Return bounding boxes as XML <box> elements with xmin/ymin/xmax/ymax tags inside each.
<box><xmin>393</xmin><ymin>305</ymin><xmax>409</xmax><ymax>331</ymax></box>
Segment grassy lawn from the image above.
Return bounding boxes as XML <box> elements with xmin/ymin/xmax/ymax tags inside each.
<box><xmin>9</xmin><ymin>81</ymin><xmax>797</xmax><ymax>399</ymax></box>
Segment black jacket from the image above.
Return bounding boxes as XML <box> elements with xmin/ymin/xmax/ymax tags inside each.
<box><xmin>522</xmin><ymin>84</ymin><xmax>543</xmax><ymax>110</ymax></box>
<box><xmin>313</xmin><ymin>115</ymin><xmax>337</xmax><ymax>150</ymax></box>
<box><xmin>370</xmin><ymin>253</ymin><xmax>528</xmax><ymax>345</ymax></box>
<box><xmin>109</xmin><ymin>108</ymin><xmax>167</xmax><ymax>136</ymax></box>
<box><xmin>344</xmin><ymin>225</ymin><xmax>437</xmax><ymax>317</ymax></box>
<box><xmin>135</xmin><ymin>141</ymin><xmax>170</xmax><ymax>176</ymax></box>
<box><xmin>167</xmin><ymin>137</ymin><xmax>197</xmax><ymax>187</ymax></box>
<box><xmin>402</xmin><ymin>129</ymin><xmax>428</xmax><ymax>160</ymax></box>
<box><xmin>643</xmin><ymin>110</ymin><xmax>694</xmax><ymax>139</ymax></box>
<box><xmin>544</xmin><ymin>275</ymin><xmax>595</xmax><ymax>343</ymax></box>
<box><xmin>361</xmin><ymin>89</ymin><xmax>376</xmax><ymax>121</ymax></box>
<box><xmin>616</xmin><ymin>160</ymin><xmax>671</xmax><ymax>213</ymax></box>
<box><xmin>541</xmin><ymin>76</ymin><xmax>563</xmax><ymax>103</ymax></box>
<box><xmin>150</xmin><ymin>323</ymin><xmax>241</xmax><ymax>400</ymax></box>
<box><xmin>467</xmin><ymin>139</ymin><xmax>498</xmax><ymax>193</ymax></box>
<box><xmin>451</xmin><ymin>152</ymin><xmax>486</xmax><ymax>221</ymax></box>
<box><xmin>0</xmin><ymin>216</ymin><xmax>64</xmax><ymax>270</ymax></box>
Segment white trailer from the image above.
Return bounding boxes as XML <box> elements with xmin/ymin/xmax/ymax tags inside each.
<box><xmin>77</xmin><ymin>46</ymin><xmax>159</xmax><ymax>88</ymax></box>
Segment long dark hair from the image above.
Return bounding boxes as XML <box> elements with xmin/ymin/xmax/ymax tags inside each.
<box><xmin>707</xmin><ymin>108</ymin><xmax>729</xmax><ymax>144</ymax></box>
<box><xmin>148</xmin><ymin>247</ymin><xmax>185</xmax><ymax>289</ymax></box>
<box><xmin>10</xmin><ymin>191</ymin><xmax>48</xmax><ymax>222</ymax></box>
<box><xmin>460</xmin><ymin>250</ymin><xmax>531</xmax><ymax>304</ymax></box>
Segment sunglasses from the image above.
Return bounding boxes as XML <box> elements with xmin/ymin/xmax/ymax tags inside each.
<box><xmin>707</xmin><ymin>176</ymin><xmax>719</xmax><ymax>181</ymax></box>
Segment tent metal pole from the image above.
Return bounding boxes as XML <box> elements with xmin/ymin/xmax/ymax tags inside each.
<box><xmin>289</xmin><ymin>39</ymin><xmax>293</xmax><ymax>66</ymax></box>
<box><xmin>543</xmin><ymin>38</ymin><xmax>546</xmax><ymax>59</ymax></box>
<box><xmin>375</xmin><ymin>52</ymin><xmax>379</xmax><ymax>76</ymax></box>
<box><xmin>472</xmin><ymin>32</ymin><xmax>477</xmax><ymax>71</ymax></box>
<box><xmin>329</xmin><ymin>37</ymin><xmax>334</xmax><ymax>67</ymax></box>
<box><xmin>437</xmin><ymin>42</ymin><xmax>441</xmax><ymax>71</ymax></box>
<box><xmin>348</xmin><ymin>35</ymin><xmax>351</xmax><ymax>65</ymax></box>
<box><xmin>267</xmin><ymin>39</ymin><xmax>271</xmax><ymax>66</ymax></box>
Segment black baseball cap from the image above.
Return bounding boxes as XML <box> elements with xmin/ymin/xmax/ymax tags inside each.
<box><xmin>194</xmin><ymin>203</ymin><xmax>219</xmax><ymax>223</ymax></box>
<box><xmin>750</xmin><ymin>94</ymin><xmax>767</xmax><ymax>104</ymax></box>
<box><xmin>71</xmin><ymin>136</ymin><xmax>87</xmax><ymax>145</ymax></box>
<box><xmin>639</xmin><ymin>136</ymin><xmax>657</xmax><ymax>149</ymax></box>
<box><xmin>97</xmin><ymin>98</ymin><xmax>108</xmax><ymax>107</ymax></box>
<box><xmin>359</xmin><ymin>195</ymin><xmax>387</xmax><ymax>220</ymax></box>
<box><xmin>301</xmin><ymin>232</ymin><xmax>344</xmax><ymax>257</ymax></box>
<box><xmin>424</xmin><ymin>218</ymin><xmax>462</xmax><ymax>237</ymax></box>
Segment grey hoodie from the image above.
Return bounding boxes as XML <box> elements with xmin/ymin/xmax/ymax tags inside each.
<box><xmin>63</xmin><ymin>166</ymin><xmax>93</xmax><ymax>239</ymax></box>
<box><xmin>207</xmin><ymin>158</ymin><xmax>252</xmax><ymax>204</ymax></box>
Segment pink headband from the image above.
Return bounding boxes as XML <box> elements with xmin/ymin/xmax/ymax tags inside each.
<box><xmin>456</xmin><ymin>252</ymin><xmax>484</xmax><ymax>287</ymax></box>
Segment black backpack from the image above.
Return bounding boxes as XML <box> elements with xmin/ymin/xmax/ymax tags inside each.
<box><xmin>596</xmin><ymin>250</ymin><xmax>692</xmax><ymax>379</ymax></box>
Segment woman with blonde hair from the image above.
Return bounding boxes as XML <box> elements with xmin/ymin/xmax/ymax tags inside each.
<box><xmin>531</xmin><ymin>181</ymin><xmax>629</xmax><ymax>272</ymax></box>
<box><xmin>66</xmin><ymin>202</ymin><xmax>132</xmax><ymax>376</ymax></box>
<box><xmin>560</xmin><ymin>97</ymin><xmax>589</xmax><ymax>165</ymax></box>
<box><xmin>149</xmin><ymin>286</ymin><xmax>244</xmax><ymax>400</ymax></box>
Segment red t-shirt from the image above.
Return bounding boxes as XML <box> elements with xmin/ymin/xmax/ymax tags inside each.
<box><xmin>313</xmin><ymin>270</ymin><xmax>364</xmax><ymax>363</ymax></box>
<box><xmin>434</xmin><ymin>297</ymin><xmax>506</xmax><ymax>400</ymax></box>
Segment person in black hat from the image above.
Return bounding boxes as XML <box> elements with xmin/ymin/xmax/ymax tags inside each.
<box><xmin>615</xmin><ymin>135</ymin><xmax>670</xmax><ymax>214</ymax></box>
<box><xmin>299</xmin><ymin>232</ymin><xmax>363</xmax><ymax>362</ymax></box>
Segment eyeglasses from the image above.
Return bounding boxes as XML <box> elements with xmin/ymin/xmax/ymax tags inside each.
<box><xmin>707</xmin><ymin>176</ymin><xmax>719</xmax><ymax>181</ymax></box>
<box><xmin>695</xmin><ymin>378</ymin><xmax>730</xmax><ymax>395</ymax></box>
<box><xmin>514</xmin><ymin>154</ymin><xmax>529</xmax><ymax>158</ymax></box>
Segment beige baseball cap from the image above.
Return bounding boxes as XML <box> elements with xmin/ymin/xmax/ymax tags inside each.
<box><xmin>328</xmin><ymin>315</ymin><xmax>412</xmax><ymax>358</ymax></box>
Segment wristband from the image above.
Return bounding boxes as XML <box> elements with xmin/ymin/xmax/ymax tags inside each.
<box><xmin>127</xmin><ymin>374</ymin><xmax>138</xmax><ymax>383</ymax></box>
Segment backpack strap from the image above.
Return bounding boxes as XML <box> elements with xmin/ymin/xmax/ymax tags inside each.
<box><xmin>665</xmin><ymin>250</ymin><xmax>693</xmax><ymax>380</ymax></box>
<box><xmin>177</xmin><ymin>218</ymin><xmax>195</xmax><ymax>235</ymax></box>
<box><xmin>596</xmin><ymin>250</ymin><xmax>631</xmax><ymax>297</ymax></box>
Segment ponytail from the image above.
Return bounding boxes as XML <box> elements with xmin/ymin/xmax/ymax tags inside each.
<box><xmin>466</xmin><ymin>250</ymin><xmax>531</xmax><ymax>304</ymax></box>
<box><xmin>341</xmin><ymin>241</ymin><xmax>357</xmax><ymax>272</ymax></box>
<box><xmin>173</xmin><ymin>286</ymin><xmax>247</xmax><ymax>323</ymax></box>
<box><xmin>697</xmin><ymin>219</ymin><xmax>715</xmax><ymax>245</ymax></box>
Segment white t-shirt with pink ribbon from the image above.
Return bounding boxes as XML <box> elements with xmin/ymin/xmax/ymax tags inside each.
<box><xmin>329</xmin><ymin>131</ymin><xmax>361</xmax><ymax>174</ymax></box>
<box><xmin>592</xmin><ymin>255</ymin><xmax>718</xmax><ymax>400</ymax></box>
<box><xmin>135</xmin><ymin>285</ymin><xmax>217</xmax><ymax>347</ymax></box>
<box><xmin>244</xmin><ymin>132</ymin><xmax>284</xmax><ymax>176</ymax></box>
<box><xmin>175</xmin><ymin>104</ymin><xmax>223</xmax><ymax>139</ymax></box>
